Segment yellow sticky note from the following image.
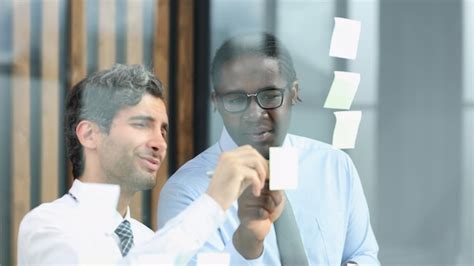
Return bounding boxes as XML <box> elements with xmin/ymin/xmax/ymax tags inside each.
<box><xmin>329</xmin><ymin>17</ymin><xmax>361</xmax><ymax>60</ymax></box>
<box><xmin>332</xmin><ymin>111</ymin><xmax>362</xmax><ymax>149</ymax></box>
<box><xmin>269</xmin><ymin>147</ymin><xmax>299</xmax><ymax>190</ymax></box>
<box><xmin>197</xmin><ymin>252</ymin><xmax>230</xmax><ymax>266</ymax></box>
<box><xmin>324</xmin><ymin>71</ymin><xmax>360</xmax><ymax>110</ymax></box>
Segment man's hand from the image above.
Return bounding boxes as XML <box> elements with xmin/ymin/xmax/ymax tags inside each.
<box><xmin>206</xmin><ymin>145</ymin><xmax>267</xmax><ymax>210</ymax></box>
<box><xmin>232</xmin><ymin>182</ymin><xmax>285</xmax><ymax>259</ymax></box>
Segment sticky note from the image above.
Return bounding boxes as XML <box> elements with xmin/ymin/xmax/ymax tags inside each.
<box><xmin>332</xmin><ymin>111</ymin><xmax>362</xmax><ymax>149</ymax></box>
<box><xmin>197</xmin><ymin>252</ymin><xmax>230</xmax><ymax>266</ymax></box>
<box><xmin>74</xmin><ymin>183</ymin><xmax>120</xmax><ymax>233</ymax></box>
<box><xmin>78</xmin><ymin>183</ymin><xmax>120</xmax><ymax>209</ymax></box>
<box><xmin>324</xmin><ymin>71</ymin><xmax>360</xmax><ymax>110</ymax></box>
<box><xmin>329</xmin><ymin>17</ymin><xmax>361</xmax><ymax>60</ymax></box>
<box><xmin>269</xmin><ymin>147</ymin><xmax>299</xmax><ymax>190</ymax></box>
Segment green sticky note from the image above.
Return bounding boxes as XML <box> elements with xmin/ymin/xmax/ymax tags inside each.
<box><xmin>324</xmin><ymin>71</ymin><xmax>360</xmax><ymax>110</ymax></box>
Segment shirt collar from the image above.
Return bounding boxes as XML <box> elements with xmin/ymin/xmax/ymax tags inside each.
<box><xmin>218</xmin><ymin>127</ymin><xmax>239</xmax><ymax>152</ymax></box>
<box><xmin>218</xmin><ymin>126</ymin><xmax>292</xmax><ymax>153</ymax></box>
<box><xmin>111</xmin><ymin>207</ymin><xmax>132</xmax><ymax>233</ymax></box>
<box><xmin>69</xmin><ymin>179</ymin><xmax>132</xmax><ymax>232</ymax></box>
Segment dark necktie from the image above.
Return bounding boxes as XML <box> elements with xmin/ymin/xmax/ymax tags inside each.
<box><xmin>274</xmin><ymin>196</ymin><xmax>309</xmax><ymax>266</ymax></box>
<box><xmin>115</xmin><ymin>220</ymin><xmax>134</xmax><ymax>257</ymax></box>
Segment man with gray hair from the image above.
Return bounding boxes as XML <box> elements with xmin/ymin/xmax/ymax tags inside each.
<box><xmin>17</xmin><ymin>64</ymin><xmax>268</xmax><ymax>265</ymax></box>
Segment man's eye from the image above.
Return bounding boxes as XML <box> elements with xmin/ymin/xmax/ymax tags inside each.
<box><xmin>132</xmin><ymin>123</ymin><xmax>146</xmax><ymax>128</ymax></box>
<box><xmin>226</xmin><ymin>96</ymin><xmax>245</xmax><ymax>104</ymax></box>
<box><xmin>262</xmin><ymin>94</ymin><xmax>278</xmax><ymax>100</ymax></box>
<box><xmin>230</xmin><ymin>98</ymin><xmax>244</xmax><ymax>104</ymax></box>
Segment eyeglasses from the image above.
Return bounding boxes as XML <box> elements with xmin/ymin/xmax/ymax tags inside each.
<box><xmin>215</xmin><ymin>87</ymin><xmax>287</xmax><ymax>113</ymax></box>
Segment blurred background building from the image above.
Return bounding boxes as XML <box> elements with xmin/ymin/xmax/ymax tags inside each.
<box><xmin>0</xmin><ymin>0</ymin><xmax>472</xmax><ymax>265</ymax></box>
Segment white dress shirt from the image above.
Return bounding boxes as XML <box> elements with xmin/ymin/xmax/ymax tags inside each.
<box><xmin>18</xmin><ymin>179</ymin><xmax>226</xmax><ymax>265</ymax></box>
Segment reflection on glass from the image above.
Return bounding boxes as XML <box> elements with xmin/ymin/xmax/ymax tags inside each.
<box><xmin>210</xmin><ymin>0</ymin><xmax>471</xmax><ymax>264</ymax></box>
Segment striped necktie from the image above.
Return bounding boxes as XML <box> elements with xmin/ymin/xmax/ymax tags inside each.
<box><xmin>274</xmin><ymin>196</ymin><xmax>309</xmax><ymax>266</ymax></box>
<box><xmin>115</xmin><ymin>220</ymin><xmax>134</xmax><ymax>257</ymax></box>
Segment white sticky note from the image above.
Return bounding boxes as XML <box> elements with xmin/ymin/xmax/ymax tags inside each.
<box><xmin>324</xmin><ymin>71</ymin><xmax>361</xmax><ymax>110</ymax></box>
<box><xmin>329</xmin><ymin>17</ymin><xmax>361</xmax><ymax>60</ymax></box>
<box><xmin>78</xmin><ymin>183</ymin><xmax>120</xmax><ymax>209</ymax></box>
<box><xmin>332</xmin><ymin>111</ymin><xmax>362</xmax><ymax>149</ymax></box>
<box><xmin>269</xmin><ymin>147</ymin><xmax>299</xmax><ymax>190</ymax></box>
<box><xmin>75</xmin><ymin>183</ymin><xmax>120</xmax><ymax>233</ymax></box>
<box><xmin>197</xmin><ymin>252</ymin><xmax>230</xmax><ymax>266</ymax></box>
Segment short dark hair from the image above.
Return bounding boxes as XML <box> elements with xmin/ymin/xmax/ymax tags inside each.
<box><xmin>65</xmin><ymin>64</ymin><xmax>165</xmax><ymax>179</ymax></box>
<box><xmin>210</xmin><ymin>33</ymin><xmax>298</xmax><ymax>88</ymax></box>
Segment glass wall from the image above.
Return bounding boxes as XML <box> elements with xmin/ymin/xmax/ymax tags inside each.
<box><xmin>209</xmin><ymin>0</ymin><xmax>472</xmax><ymax>264</ymax></box>
<box><xmin>462</xmin><ymin>0</ymin><xmax>474</xmax><ymax>263</ymax></box>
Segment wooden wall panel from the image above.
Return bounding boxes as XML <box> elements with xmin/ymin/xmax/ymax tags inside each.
<box><xmin>70</xmin><ymin>0</ymin><xmax>87</xmax><ymax>86</ymax></box>
<box><xmin>151</xmin><ymin>0</ymin><xmax>170</xmax><ymax>231</ymax></box>
<box><xmin>126</xmin><ymin>0</ymin><xmax>145</xmax><ymax>222</ymax></box>
<box><xmin>154</xmin><ymin>0</ymin><xmax>170</xmax><ymax>86</ymax></box>
<box><xmin>68</xmin><ymin>0</ymin><xmax>87</xmax><ymax>190</ymax></box>
<box><xmin>126</xmin><ymin>0</ymin><xmax>144</xmax><ymax>64</ymax></box>
<box><xmin>98</xmin><ymin>0</ymin><xmax>116</xmax><ymax>70</ymax></box>
<box><xmin>176</xmin><ymin>0</ymin><xmax>195</xmax><ymax>167</ymax></box>
<box><xmin>40</xmin><ymin>0</ymin><xmax>60</xmax><ymax>204</ymax></box>
<box><xmin>11</xmin><ymin>1</ymin><xmax>31</xmax><ymax>264</ymax></box>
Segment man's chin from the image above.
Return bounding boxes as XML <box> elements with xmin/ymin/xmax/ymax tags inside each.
<box><xmin>133</xmin><ymin>172</ymin><xmax>158</xmax><ymax>191</ymax></box>
<box><xmin>251</xmin><ymin>138</ymin><xmax>286</xmax><ymax>159</ymax></box>
<box><xmin>237</xmin><ymin>135</ymin><xmax>280</xmax><ymax>158</ymax></box>
<box><xmin>253</xmin><ymin>144</ymin><xmax>270</xmax><ymax>159</ymax></box>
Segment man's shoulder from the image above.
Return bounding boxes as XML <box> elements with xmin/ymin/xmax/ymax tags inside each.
<box><xmin>166</xmin><ymin>145</ymin><xmax>219</xmax><ymax>186</ymax></box>
<box><xmin>157</xmin><ymin>146</ymin><xmax>219</xmax><ymax>227</ymax></box>
<box><xmin>288</xmin><ymin>134</ymin><xmax>352</xmax><ymax>162</ymax></box>
<box><xmin>288</xmin><ymin>134</ymin><xmax>330</xmax><ymax>148</ymax></box>
<box><xmin>19</xmin><ymin>196</ymin><xmax>72</xmax><ymax>235</ymax></box>
<box><xmin>23</xmin><ymin>196</ymin><xmax>69</xmax><ymax>219</ymax></box>
<box><xmin>288</xmin><ymin>134</ymin><xmax>342</xmax><ymax>151</ymax></box>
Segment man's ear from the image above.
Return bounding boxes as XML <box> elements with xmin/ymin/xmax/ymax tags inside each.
<box><xmin>75</xmin><ymin>120</ymin><xmax>101</xmax><ymax>149</ymax></box>
<box><xmin>211</xmin><ymin>90</ymin><xmax>218</xmax><ymax>112</ymax></box>
<box><xmin>290</xmin><ymin>81</ymin><xmax>300</xmax><ymax>104</ymax></box>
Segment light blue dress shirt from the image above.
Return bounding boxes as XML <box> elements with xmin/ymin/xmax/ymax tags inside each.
<box><xmin>158</xmin><ymin>128</ymin><xmax>379</xmax><ymax>265</ymax></box>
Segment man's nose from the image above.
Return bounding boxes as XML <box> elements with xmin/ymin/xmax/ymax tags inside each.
<box><xmin>243</xmin><ymin>96</ymin><xmax>266</xmax><ymax>120</ymax></box>
<box><xmin>148</xmin><ymin>133</ymin><xmax>167</xmax><ymax>155</ymax></box>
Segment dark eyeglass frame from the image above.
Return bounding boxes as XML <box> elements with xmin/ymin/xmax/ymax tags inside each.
<box><xmin>215</xmin><ymin>86</ymin><xmax>289</xmax><ymax>113</ymax></box>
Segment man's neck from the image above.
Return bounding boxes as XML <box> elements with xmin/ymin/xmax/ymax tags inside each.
<box><xmin>117</xmin><ymin>190</ymin><xmax>135</xmax><ymax>217</ymax></box>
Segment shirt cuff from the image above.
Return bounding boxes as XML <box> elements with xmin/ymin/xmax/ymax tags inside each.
<box><xmin>222</xmin><ymin>233</ymin><xmax>266</xmax><ymax>265</ymax></box>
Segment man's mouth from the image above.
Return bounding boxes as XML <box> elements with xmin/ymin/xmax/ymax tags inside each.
<box><xmin>246</xmin><ymin>130</ymin><xmax>273</xmax><ymax>143</ymax></box>
<box><xmin>138</xmin><ymin>156</ymin><xmax>160</xmax><ymax>172</ymax></box>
